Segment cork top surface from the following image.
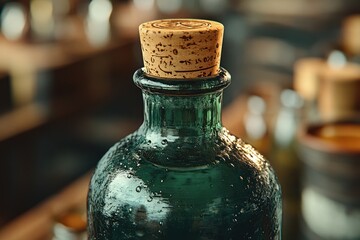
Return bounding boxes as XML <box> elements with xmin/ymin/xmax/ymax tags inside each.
<box><xmin>139</xmin><ymin>19</ymin><xmax>224</xmax><ymax>79</ymax></box>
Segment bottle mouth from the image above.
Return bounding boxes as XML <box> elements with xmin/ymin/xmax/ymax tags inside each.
<box><xmin>133</xmin><ymin>67</ymin><xmax>231</xmax><ymax>95</ymax></box>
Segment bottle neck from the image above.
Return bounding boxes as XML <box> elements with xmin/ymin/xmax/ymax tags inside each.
<box><xmin>134</xmin><ymin>68</ymin><xmax>231</xmax><ymax>138</ymax></box>
<box><xmin>141</xmin><ymin>91</ymin><xmax>223</xmax><ymax>136</ymax></box>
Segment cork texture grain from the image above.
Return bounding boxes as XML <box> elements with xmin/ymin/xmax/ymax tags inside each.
<box><xmin>139</xmin><ymin>19</ymin><xmax>224</xmax><ymax>79</ymax></box>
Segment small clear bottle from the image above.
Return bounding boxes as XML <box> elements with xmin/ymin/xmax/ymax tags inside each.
<box><xmin>87</xmin><ymin>19</ymin><xmax>282</xmax><ymax>239</ymax></box>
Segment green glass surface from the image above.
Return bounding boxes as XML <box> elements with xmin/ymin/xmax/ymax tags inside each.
<box><xmin>87</xmin><ymin>68</ymin><xmax>282</xmax><ymax>239</ymax></box>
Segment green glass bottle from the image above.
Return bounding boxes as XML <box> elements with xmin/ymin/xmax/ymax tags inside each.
<box><xmin>87</xmin><ymin>19</ymin><xmax>282</xmax><ymax>240</ymax></box>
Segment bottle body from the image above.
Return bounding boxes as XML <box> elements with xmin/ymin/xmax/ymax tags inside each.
<box><xmin>87</xmin><ymin>69</ymin><xmax>282</xmax><ymax>239</ymax></box>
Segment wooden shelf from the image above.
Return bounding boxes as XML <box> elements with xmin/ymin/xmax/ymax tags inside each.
<box><xmin>0</xmin><ymin>172</ymin><xmax>92</xmax><ymax>240</ymax></box>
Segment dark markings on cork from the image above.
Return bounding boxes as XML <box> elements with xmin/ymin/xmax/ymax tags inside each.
<box><xmin>180</xmin><ymin>35</ymin><xmax>193</xmax><ymax>41</ymax></box>
<box><xmin>216</xmin><ymin>43</ymin><xmax>219</xmax><ymax>48</ymax></box>
<box><xmin>163</xmin><ymin>33</ymin><xmax>174</xmax><ymax>39</ymax></box>
<box><xmin>152</xmin><ymin>54</ymin><xmax>174</xmax><ymax>60</ymax></box>
<box><xmin>158</xmin><ymin>64</ymin><xmax>172</xmax><ymax>74</ymax></box>
<box><xmin>179</xmin><ymin>59</ymin><xmax>192</xmax><ymax>65</ymax></box>
<box><xmin>173</xmin><ymin>49</ymin><xmax>178</xmax><ymax>55</ymax></box>
<box><xmin>203</xmin><ymin>56</ymin><xmax>214</xmax><ymax>62</ymax></box>
<box><xmin>175</xmin><ymin>65</ymin><xmax>216</xmax><ymax>73</ymax></box>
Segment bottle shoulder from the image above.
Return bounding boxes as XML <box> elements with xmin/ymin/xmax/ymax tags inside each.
<box><xmin>94</xmin><ymin>128</ymin><xmax>275</xmax><ymax>176</ymax></box>
<box><xmin>90</xmin><ymin>128</ymin><xmax>280</xmax><ymax>202</ymax></box>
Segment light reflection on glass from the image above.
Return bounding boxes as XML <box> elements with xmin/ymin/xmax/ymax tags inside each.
<box><xmin>104</xmin><ymin>173</ymin><xmax>170</xmax><ymax>221</ymax></box>
<box><xmin>327</xmin><ymin>50</ymin><xmax>347</xmax><ymax>69</ymax></box>
<box><xmin>244</xmin><ymin>96</ymin><xmax>267</xmax><ymax>141</ymax></box>
<box><xmin>156</xmin><ymin>0</ymin><xmax>182</xmax><ymax>14</ymax></box>
<box><xmin>1</xmin><ymin>3</ymin><xmax>27</xmax><ymax>40</ymax></box>
<box><xmin>274</xmin><ymin>89</ymin><xmax>303</xmax><ymax>147</ymax></box>
<box><xmin>302</xmin><ymin>187</ymin><xmax>360</xmax><ymax>239</ymax></box>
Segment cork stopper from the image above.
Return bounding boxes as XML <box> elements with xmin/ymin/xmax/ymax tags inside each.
<box><xmin>139</xmin><ymin>19</ymin><xmax>224</xmax><ymax>79</ymax></box>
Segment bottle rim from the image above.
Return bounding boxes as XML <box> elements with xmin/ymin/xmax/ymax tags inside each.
<box><xmin>133</xmin><ymin>67</ymin><xmax>231</xmax><ymax>95</ymax></box>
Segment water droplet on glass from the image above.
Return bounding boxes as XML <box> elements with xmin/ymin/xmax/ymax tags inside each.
<box><xmin>230</xmin><ymin>184</ymin><xmax>234</xmax><ymax>188</ymax></box>
<box><xmin>160</xmin><ymin>179</ymin><xmax>164</xmax><ymax>183</ymax></box>
<box><xmin>129</xmin><ymin>208</ymin><xmax>133</xmax><ymax>212</ymax></box>
<box><xmin>161</xmin><ymin>139</ymin><xmax>168</xmax><ymax>145</ymax></box>
<box><xmin>127</xmin><ymin>173</ymin><xmax>132</xmax><ymax>178</ymax></box>
<box><xmin>136</xmin><ymin>186</ymin><xmax>142</xmax><ymax>192</ymax></box>
<box><xmin>147</xmin><ymin>140</ymin><xmax>152</xmax><ymax>144</ymax></box>
<box><xmin>239</xmin><ymin>176</ymin><xmax>243</xmax><ymax>181</ymax></box>
<box><xmin>147</xmin><ymin>196</ymin><xmax>153</xmax><ymax>202</ymax></box>
<box><xmin>159</xmin><ymin>221</ymin><xmax>163</xmax><ymax>226</ymax></box>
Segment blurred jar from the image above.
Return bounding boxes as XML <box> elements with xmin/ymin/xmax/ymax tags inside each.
<box><xmin>298</xmin><ymin>121</ymin><xmax>360</xmax><ymax>240</ymax></box>
<box><xmin>269</xmin><ymin>89</ymin><xmax>303</xmax><ymax>240</ymax></box>
<box><xmin>294</xmin><ymin>58</ymin><xmax>360</xmax><ymax>124</ymax></box>
<box><xmin>53</xmin><ymin>208</ymin><xmax>87</xmax><ymax>240</ymax></box>
<box><xmin>318</xmin><ymin>62</ymin><xmax>360</xmax><ymax>122</ymax></box>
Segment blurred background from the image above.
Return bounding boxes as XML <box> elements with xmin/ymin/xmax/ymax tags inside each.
<box><xmin>0</xmin><ymin>0</ymin><xmax>359</xmax><ymax>239</ymax></box>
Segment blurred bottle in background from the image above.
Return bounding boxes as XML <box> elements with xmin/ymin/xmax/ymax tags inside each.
<box><xmin>270</xmin><ymin>89</ymin><xmax>304</xmax><ymax>240</ymax></box>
